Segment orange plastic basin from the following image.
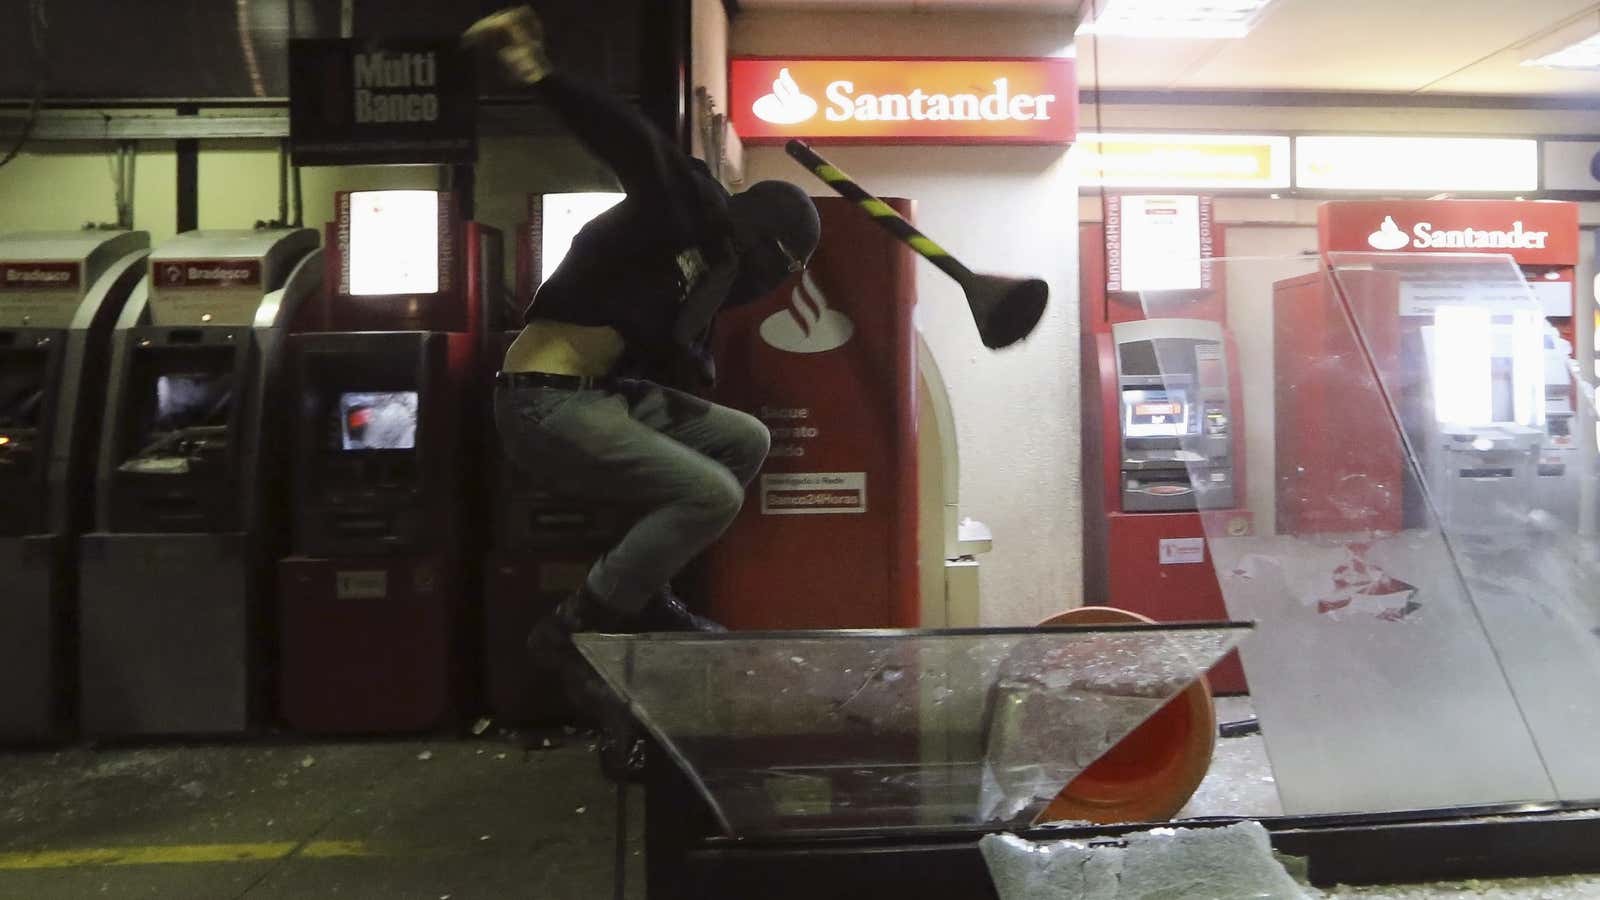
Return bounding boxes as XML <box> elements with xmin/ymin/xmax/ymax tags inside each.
<box><xmin>1036</xmin><ymin>606</ymin><xmax>1217</xmax><ymax>824</ymax></box>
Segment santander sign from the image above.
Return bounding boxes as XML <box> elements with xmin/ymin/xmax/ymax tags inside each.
<box><xmin>1320</xmin><ymin>201</ymin><xmax>1578</xmax><ymax>267</ymax></box>
<box><xmin>731</xmin><ymin>58</ymin><xmax>1077</xmax><ymax>145</ymax></box>
<box><xmin>1366</xmin><ymin>214</ymin><xmax>1548</xmax><ymax>251</ymax></box>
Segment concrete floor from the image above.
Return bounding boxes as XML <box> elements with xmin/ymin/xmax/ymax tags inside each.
<box><xmin>2</xmin><ymin>702</ymin><xmax>1599</xmax><ymax>899</ymax></box>
<box><xmin>0</xmin><ymin>728</ymin><xmax>643</xmax><ymax>900</ymax></box>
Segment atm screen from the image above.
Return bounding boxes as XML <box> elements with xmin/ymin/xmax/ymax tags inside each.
<box><xmin>0</xmin><ymin>367</ymin><xmax>45</xmax><ymax>429</ymax></box>
<box><xmin>339</xmin><ymin>392</ymin><xmax>418</xmax><ymax>450</ymax></box>
<box><xmin>1124</xmin><ymin>388</ymin><xmax>1193</xmax><ymax>438</ymax></box>
<box><xmin>153</xmin><ymin>373</ymin><xmax>233</xmax><ymax>432</ymax></box>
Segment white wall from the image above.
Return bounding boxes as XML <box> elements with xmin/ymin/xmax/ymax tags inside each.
<box><xmin>734</xmin><ymin>10</ymin><xmax>1082</xmax><ymax>625</ymax></box>
<box><xmin>690</xmin><ymin>0</ymin><xmax>731</xmax><ymax>163</ymax></box>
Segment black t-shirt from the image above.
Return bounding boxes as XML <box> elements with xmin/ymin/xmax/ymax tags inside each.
<box><xmin>528</xmin><ymin>72</ymin><xmax>757</xmax><ymax>388</ymax></box>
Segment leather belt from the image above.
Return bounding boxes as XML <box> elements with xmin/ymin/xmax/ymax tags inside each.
<box><xmin>494</xmin><ymin>370</ymin><xmax>615</xmax><ymax>391</ymax></box>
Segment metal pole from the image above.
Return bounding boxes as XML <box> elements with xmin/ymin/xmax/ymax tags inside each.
<box><xmin>1578</xmin><ymin>268</ymin><xmax>1597</xmax><ymax>537</ymax></box>
<box><xmin>614</xmin><ymin>782</ymin><xmax>629</xmax><ymax>900</ymax></box>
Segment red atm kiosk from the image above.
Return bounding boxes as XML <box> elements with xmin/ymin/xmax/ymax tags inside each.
<box><xmin>279</xmin><ymin>190</ymin><xmax>500</xmax><ymax>733</ymax></box>
<box><xmin>705</xmin><ymin>196</ymin><xmax>920</xmax><ymax>630</ymax></box>
<box><xmin>1274</xmin><ymin>200</ymin><xmax>1580</xmax><ymax>535</ymax></box>
<box><xmin>1080</xmin><ymin>203</ymin><xmax>1249</xmax><ymax>693</ymax></box>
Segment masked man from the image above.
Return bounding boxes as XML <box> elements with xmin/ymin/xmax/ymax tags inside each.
<box><xmin>465</xmin><ymin>7</ymin><xmax>820</xmax><ymax>703</ymax></box>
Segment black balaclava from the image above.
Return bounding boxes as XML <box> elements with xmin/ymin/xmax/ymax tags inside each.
<box><xmin>725</xmin><ymin>180</ymin><xmax>821</xmax><ymax>300</ymax></box>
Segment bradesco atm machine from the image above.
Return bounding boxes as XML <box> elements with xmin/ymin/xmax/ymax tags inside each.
<box><xmin>1079</xmin><ymin>210</ymin><xmax>1250</xmax><ymax>693</ymax></box>
<box><xmin>0</xmin><ymin>230</ymin><xmax>149</xmax><ymax>742</ymax></box>
<box><xmin>279</xmin><ymin>190</ymin><xmax>499</xmax><ymax>734</ymax></box>
<box><xmin>1275</xmin><ymin>200</ymin><xmax>1581</xmax><ymax>535</ymax></box>
<box><xmin>79</xmin><ymin>228</ymin><xmax>320</xmax><ymax>736</ymax></box>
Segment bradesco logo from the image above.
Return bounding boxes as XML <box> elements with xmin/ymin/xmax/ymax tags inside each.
<box><xmin>0</xmin><ymin>262</ymin><xmax>80</xmax><ymax>290</ymax></box>
<box><xmin>154</xmin><ymin>259</ymin><xmax>263</xmax><ymax>289</ymax></box>
<box><xmin>731</xmin><ymin>58</ymin><xmax>1077</xmax><ymax>144</ymax></box>
<box><xmin>1366</xmin><ymin>214</ymin><xmax>1549</xmax><ymax>252</ymax></box>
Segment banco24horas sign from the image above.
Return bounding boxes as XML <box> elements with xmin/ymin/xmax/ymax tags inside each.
<box><xmin>730</xmin><ymin>58</ymin><xmax>1077</xmax><ymax>145</ymax></box>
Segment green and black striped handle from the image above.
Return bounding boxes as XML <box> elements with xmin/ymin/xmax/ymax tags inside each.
<box><xmin>785</xmin><ymin>139</ymin><xmax>1048</xmax><ymax>349</ymax></box>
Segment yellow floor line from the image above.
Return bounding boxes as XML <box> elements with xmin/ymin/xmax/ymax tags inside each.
<box><xmin>0</xmin><ymin>840</ymin><xmax>375</xmax><ymax>870</ymax></box>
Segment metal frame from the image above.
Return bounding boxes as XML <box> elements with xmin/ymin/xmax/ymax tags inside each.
<box><xmin>0</xmin><ymin>101</ymin><xmax>589</xmax><ymax>144</ymax></box>
<box><xmin>579</xmin><ymin>620</ymin><xmax>1253</xmax><ymax>643</ymax></box>
<box><xmin>642</xmin><ymin>753</ymin><xmax>1600</xmax><ymax>899</ymax></box>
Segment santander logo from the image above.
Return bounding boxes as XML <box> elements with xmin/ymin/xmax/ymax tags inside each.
<box><xmin>753</xmin><ymin>68</ymin><xmax>818</xmax><ymax>125</ymax></box>
<box><xmin>1366</xmin><ymin>214</ymin><xmax>1549</xmax><ymax>252</ymax></box>
<box><xmin>1367</xmin><ymin>216</ymin><xmax>1410</xmax><ymax>250</ymax></box>
<box><xmin>751</xmin><ymin>69</ymin><xmax>1059</xmax><ymax>126</ymax></box>
<box><xmin>759</xmin><ymin>271</ymin><xmax>854</xmax><ymax>354</ymax></box>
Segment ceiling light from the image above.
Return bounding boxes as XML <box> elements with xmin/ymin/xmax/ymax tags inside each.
<box><xmin>1523</xmin><ymin>32</ymin><xmax>1600</xmax><ymax>69</ymax></box>
<box><xmin>1077</xmin><ymin>0</ymin><xmax>1278</xmax><ymax>39</ymax></box>
<box><xmin>1521</xmin><ymin>12</ymin><xmax>1600</xmax><ymax>69</ymax></box>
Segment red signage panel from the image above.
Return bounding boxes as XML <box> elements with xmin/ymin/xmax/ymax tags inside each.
<box><xmin>0</xmin><ymin>262</ymin><xmax>81</xmax><ymax>291</ymax></box>
<box><xmin>1319</xmin><ymin>200</ymin><xmax>1579</xmax><ymax>267</ymax></box>
<box><xmin>152</xmin><ymin>259</ymin><xmax>263</xmax><ymax>289</ymax></box>
<box><xmin>730</xmin><ymin>57</ymin><xmax>1077</xmax><ymax>145</ymax></box>
<box><xmin>707</xmin><ymin>197</ymin><xmax>919</xmax><ymax>629</ymax></box>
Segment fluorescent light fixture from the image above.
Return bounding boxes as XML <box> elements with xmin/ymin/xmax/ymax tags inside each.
<box><xmin>1075</xmin><ymin>132</ymin><xmax>1290</xmax><ymax>189</ymax></box>
<box><xmin>540</xmin><ymin>193</ymin><xmax>624</xmax><ymax>281</ymax></box>
<box><xmin>1524</xmin><ymin>32</ymin><xmax>1600</xmax><ymax>68</ymax></box>
<box><xmin>1522</xmin><ymin>12</ymin><xmax>1600</xmax><ymax>69</ymax></box>
<box><xmin>1077</xmin><ymin>0</ymin><xmax>1278</xmax><ymax>39</ymax></box>
<box><xmin>348</xmin><ymin>190</ymin><xmax>439</xmax><ymax>296</ymax></box>
<box><xmin>1295</xmin><ymin>136</ymin><xmax>1538</xmax><ymax>193</ymax></box>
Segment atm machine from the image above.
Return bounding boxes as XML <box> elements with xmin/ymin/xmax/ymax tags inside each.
<box><xmin>483</xmin><ymin>192</ymin><xmax>624</xmax><ymax>724</ymax></box>
<box><xmin>1275</xmin><ymin>200</ymin><xmax>1581</xmax><ymax>535</ymax></box>
<box><xmin>1089</xmin><ymin>319</ymin><xmax>1249</xmax><ymax>694</ymax></box>
<box><xmin>1111</xmin><ymin>320</ymin><xmax>1237</xmax><ymax>513</ymax></box>
<box><xmin>1079</xmin><ymin>216</ymin><xmax>1249</xmax><ymax>693</ymax></box>
<box><xmin>79</xmin><ymin>227</ymin><xmax>320</xmax><ymax>736</ymax></box>
<box><xmin>0</xmin><ymin>230</ymin><xmax>149</xmax><ymax>742</ymax></box>
<box><xmin>1421</xmin><ymin>308</ymin><xmax>1549</xmax><ymax>534</ymax></box>
<box><xmin>278</xmin><ymin>189</ymin><xmax>500</xmax><ymax>734</ymax></box>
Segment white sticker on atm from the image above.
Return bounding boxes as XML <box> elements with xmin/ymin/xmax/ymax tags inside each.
<box><xmin>336</xmin><ymin>570</ymin><xmax>388</xmax><ymax>599</ymax></box>
<box><xmin>760</xmin><ymin>472</ymin><xmax>866</xmax><ymax>515</ymax></box>
<box><xmin>1159</xmin><ymin>538</ymin><xmax>1207</xmax><ymax>565</ymax></box>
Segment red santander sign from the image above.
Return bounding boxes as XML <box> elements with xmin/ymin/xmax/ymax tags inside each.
<box><xmin>1319</xmin><ymin>200</ymin><xmax>1579</xmax><ymax>267</ymax></box>
<box><xmin>730</xmin><ymin>57</ymin><xmax>1077</xmax><ymax>145</ymax></box>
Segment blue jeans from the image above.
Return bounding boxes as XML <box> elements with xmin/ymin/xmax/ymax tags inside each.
<box><xmin>494</xmin><ymin>379</ymin><xmax>769</xmax><ymax>614</ymax></box>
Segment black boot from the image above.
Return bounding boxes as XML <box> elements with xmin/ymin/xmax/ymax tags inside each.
<box><xmin>527</xmin><ymin>587</ymin><xmax>638</xmax><ymax>729</ymax></box>
<box><xmin>635</xmin><ymin>585</ymin><xmax>727</xmax><ymax>633</ymax></box>
<box><xmin>527</xmin><ymin>586</ymin><xmax>636</xmax><ymax>668</ymax></box>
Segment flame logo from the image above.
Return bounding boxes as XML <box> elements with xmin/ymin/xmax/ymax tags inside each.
<box><xmin>759</xmin><ymin>270</ymin><xmax>854</xmax><ymax>354</ymax></box>
<box><xmin>1367</xmin><ymin>215</ymin><xmax>1411</xmax><ymax>251</ymax></box>
<box><xmin>752</xmin><ymin>68</ymin><xmax>818</xmax><ymax>126</ymax></box>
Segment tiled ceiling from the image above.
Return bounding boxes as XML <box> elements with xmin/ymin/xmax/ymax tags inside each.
<box><xmin>737</xmin><ymin>0</ymin><xmax>1600</xmax><ymax>97</ymax></box>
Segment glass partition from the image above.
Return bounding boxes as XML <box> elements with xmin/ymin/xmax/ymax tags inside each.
<box><xmin>576</xmin><ymin>625</ymin><xmax>1249</xmax><ymax>838</ymax></box>
<box><xmin>1139</xmin><ymin>253</ymin><xmax>1600</xmax><ymax>816</ymax></box>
